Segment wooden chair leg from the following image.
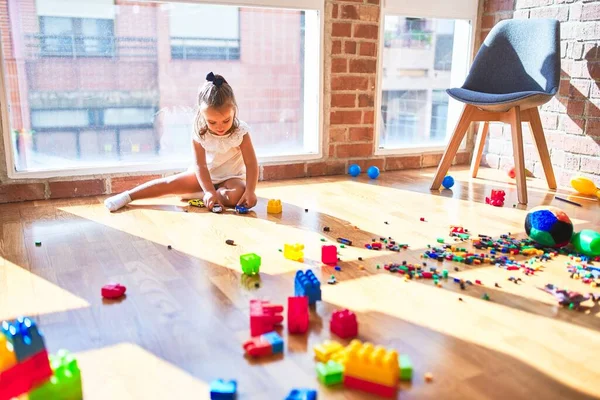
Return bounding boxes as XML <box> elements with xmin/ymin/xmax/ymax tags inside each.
<box><xmin>527</xmin><ymin>107</ymin><xmax>557</xmax><ymax>189</ymax></box>
<box><xmin>508</xmin><ymin>106</ymin><xmax>528</xmax><ymax>204</ymax></box>
<box><xmin>431</xmin><ymin>104</ymin><xmax>476</xmax><ymax>190</ymax></box>
<box><xmin>470</xmin><ymin>121</ymin><xmax>489</xmax><ymax>178</ymax></box>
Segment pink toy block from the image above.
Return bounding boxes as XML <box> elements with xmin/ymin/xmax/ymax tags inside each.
<box><xmin>344</xmin><ymin>375</ymin><xmax>396</xmax><ymax>398</ymax></box>
<box><xmin>0</xmin><ymin>349</ymin><xmax>52</xmax><ymax>400</ymax></box>
<box><xmin>330</xmin><ymin>309</ymin><xmax>358</xmax><ymax>339</ymax></box>
<box><xmin>288</xmin><ymin>296</ymin><xmax>309</xmax><ymax>334</ymax></box>
<box><xmin>250</xmin><ymin>300</ymin><xmax>283</xmax><ymax>337</ymax></box>
<box><xmin>321</xmin><ymin>245</ymin><xmax>337</xmax><ymax>265</ymax></box>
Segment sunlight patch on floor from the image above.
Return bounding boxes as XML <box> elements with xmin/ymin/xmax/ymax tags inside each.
<box><xmin>0</xmin><ymin>257</ymin><xmax>89</xmax><ymax>320</ymax></box>
<box><xmin>322</xmin><ymin>274</ymin><xmax>600</xmax><ymax>396</ymax></box>
<box><xmin>77</xmin><ymin>343</ymin><xmax>209</xmax><ymax>399</ymax></box>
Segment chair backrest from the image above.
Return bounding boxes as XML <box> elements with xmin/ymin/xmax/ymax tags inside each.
<box><xmin>462</xmin><ymin>19</ymin><xmax>560</xmax><ymax>95</ymax></box>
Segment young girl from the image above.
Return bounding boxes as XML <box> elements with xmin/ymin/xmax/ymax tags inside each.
<box><xmin>104</xmin><ymin>72</ymin><xmax>259</xmax><ymax>212</ymax></box>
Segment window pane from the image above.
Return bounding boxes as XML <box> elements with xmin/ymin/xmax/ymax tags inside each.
<box><xmin>379</xmin><ymin>16</ymin><xmax>470</xmax><ymax>149</ymax></box>
<box><xmin>2</xmin><ymin>1</ymin><xmax>318</xmax><ymax>172</ymax></box>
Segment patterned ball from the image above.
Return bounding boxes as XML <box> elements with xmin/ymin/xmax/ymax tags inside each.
<box><xmin>524</xmin><ymin>206</ymin><xmax>573</xmax><ymax>248</ymax></box>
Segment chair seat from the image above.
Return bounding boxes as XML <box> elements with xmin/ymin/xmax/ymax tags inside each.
<box><xmin>447</xmin><ymin>87</ymin><xmax>556</xmax><ymax>107</ymax></box>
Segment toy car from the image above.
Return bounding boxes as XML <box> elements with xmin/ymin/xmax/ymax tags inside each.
<box><xmin>235</xmin><ymin>205</ymin><xmax>249</xmax><ymax>214</ymax></box>
<box><xmin>212</xmin><ymin>204</ymin><xmax>223</xmax><ymax>213</ymax></box>
<box><xmin>188</xmin><ymin>199</ymin><xmax>205</xmax><ymax>207</ymax></box>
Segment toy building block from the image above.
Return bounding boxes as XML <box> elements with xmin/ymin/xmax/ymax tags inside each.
<box><xmin>0</xmin><ymin>334</ymin><xmax>16</xmax><ymax>373</ymax></box>
<box><xmin>399</xmin><ymin>354</ymin><xmax>413</xmax><ymax>381</ymax></box>
<box><xmin>1</xmin><ymin>317</ymin><xmax>46</xmax><ymax>361</ymax></box>
<box><xmin>313</xmin><ymin>340</ymin><xmax>344</xmax><ymax>363</ymax></box>
<box><xmin>250</xmin><ymin>300</ymin><xmax>283</xmax><ymax>336</ymax></box>
<box><xmin>316</xmin><ymin>360</ymin><xmax>343</xmax><ymax>386</ymax></box>
<box><xmin>321</xmin><ymin>245</ymin><xmax>337</xmax><ymax>265</ymax></box>
<box><xmin>285</xmin><ymin>388</ymin><xmax>317</xmax><ymax>400</ymax></box>
<box><xmin>243</xmin><ymin>336</ymin><xmax>272</xmax><ymax>358</ymax></box>
<box><xmin>0</xmin><ymin>349</ymin><xmax>52</xmax><ymax>400</ymax></box>
<box><xmin>101</xmin><ymin>283</ymin><xmax>126</xmax><ymax>299</ymax></box>
<box><xmin>288</xmin><ymin>296</ymin><xmax>309</xmax><ymax>334</ymax></box>
<box><xmin>29</xmin><ymin>350</ymin><xmax>82</xmax><ymax>400</ymax></box>
<box><xmin>261</xmin><ymin>332</ymin><xmax>283</xmax><ymax>354</ymax></box>
<box><xmin>267</xmin><ymin>199</ymin><xmax>282</xmax><ymax>214</ymax></box>
<box><xmin>295</xmin><ymin>270</ymin><xmax>321</xmax><ymax>305</ymax></box>
<box><xmin>344</xmin><ymin>340</ymin><xmax>398</xmax><ymax>390</ymax></box>
<box><xmin>330</xmin><ymin>309</ymin><xmax>358</xmax><ymax>339</ymax></box>
<box><xmin>209</xmin><ymin>379</ymin><xmax>237</xmax><ymax>400</ymax></box>
<box><xmin>240</xmin><ymin>253</ymin><xmax>261</xmax><ymax>276</ymax></box>
<box><xmin>344</xmin><ymin>375</ymin><xmax>396</xmax><ymax>398</ymax></box>
<box><xmin>284</xmin><ymin>244</ymin><xmax>305</xmax><ymax>262</ymax></box>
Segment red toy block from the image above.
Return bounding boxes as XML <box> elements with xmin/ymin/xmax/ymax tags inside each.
<box><xmin>288</xmin><ymin>296</ymin><xmax>309</xmax><ymax>334</ymax></box>
<box><xmin>101</xmin><ymin>283</ymin><xmax>127</xmax><ymax>299</ymax></box>
<box><xmin>0</xmin><ymin>349</ymin><xmax>52</xmax><ymax>400</ymax></box>
<box><xmin>344</xmin><ymin>375</ymin><xmax>396</xmax><ymax>398</ymax></box>
<box><xmin>330</xmin><ymin>309</ymin><xmax>358</xmax><ymax>339</ymax></box>
<box><xmin>250</xmin><ymin>300</ymin><xmax>283</xmax><ymax>337</ymax></box>
<box><xmin>421</xmin><ymin>271</ymin><xmax>433</xmax><ymax>279</ymax></box>
<box><xmin>243</xmin><ymin>336</ymin><xmax>273</xmax><ymax>358</ymax></box>
<box><xmin>321</xmin><ymin>245</ymin><xmax>337</xmax><ymax>265</ymax></box>
<box><xmin>485</xmin><ymin>189</ymin><xmax>505</xmax><ymax>207</ymax></box>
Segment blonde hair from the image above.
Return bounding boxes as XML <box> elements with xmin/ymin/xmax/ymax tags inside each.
<box><xmin>193</xmin><ymin>73</ymin><xmax>239</xmax><ymax>138</ymax></box>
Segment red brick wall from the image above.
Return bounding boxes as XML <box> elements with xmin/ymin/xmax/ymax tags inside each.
<box><xmin>480</xmin><ymin>0</ymin><xmax>600</xmax><ymax>187</ymax></box>
<box><xmin>0</xmin><ymin>0</ymin><xmax>471</xmax><ymax>202</ymax></box>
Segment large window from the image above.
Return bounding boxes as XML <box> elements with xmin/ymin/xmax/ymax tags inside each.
<box><xmin>376</xmin><ymin>0</ymin><xmax>475</xmax><ymax>153</ymax></box>
<box><xmin>1</xmin><ymin>0</ymin><xmax>321</xmax><ymax>176</ymax></box>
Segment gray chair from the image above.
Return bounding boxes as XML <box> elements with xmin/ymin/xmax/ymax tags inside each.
<box><xmin>430</xmin><ymin>19</ymin><xmax>560</xmax><ymax>204</ymax></box>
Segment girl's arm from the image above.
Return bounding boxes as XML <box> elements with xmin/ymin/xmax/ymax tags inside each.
<box><xmin>192</xmin><ymin>139</ymin><xmax>217</xmax><ymax>197</ymax></box>
<box><xmin>239</xmin><ymin>134</ymin><xmax>259</xmax><ymax>193</ymax></box>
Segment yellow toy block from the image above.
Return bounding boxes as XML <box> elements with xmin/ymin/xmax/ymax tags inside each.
<box><xmin>284</xmin><ymin>243</ymin><xmax>304</xmax><ymax>262</ymax></box>
<box><xmin>267</xmin><ymin>199</ymin><xmax>282</xmax><ymax>214</ymax></box>
<box><xmin>0</xmin><ymin>334</ymin><xmax>16</xmax><ymax>373</ymax></box>
<box><xmin>313</xmin><ymin>340</ymin><xmax>344</xmax><ymax>363</ymax></box>
<box><xmin>344</xmin><ymin>339</ymin><xmax>399</xmax><ymax>387</ymax></box>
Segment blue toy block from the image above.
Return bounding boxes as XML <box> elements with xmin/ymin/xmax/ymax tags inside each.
<box><xmin>210</xmin><ymin>379</ymin><xmax>237</xmax><ymax>400</ymax></box>
<box><xmin>261</xmin><ymin>331</ymin><xmax>283</xmax><ymax>354</ymax></box>
<box><xmin>295</xmin><ymin>270</ymin><xmax>321</xmax><ymax>305</ymax></box>
<box><xmin>285</xmin><ymin>388</ymin><xmax>317</xmax><ymax>400</ymax></box>
<box><xmin>1</xmin><ymin>317</ymin><xmax>46</xmax><ymax>361</ymax></box>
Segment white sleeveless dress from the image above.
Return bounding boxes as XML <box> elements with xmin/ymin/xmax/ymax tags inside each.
<box><xmin>192</xmin><ymin>121</ymin><xmax>249</xmax><ymax>185</ymax></box>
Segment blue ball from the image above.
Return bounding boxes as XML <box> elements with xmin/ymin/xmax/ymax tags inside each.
<box><xmin>442</xmin><ymin>175</ymin><xmax>455</xmax><ymax>189</ymax></box>
<box><xmin>367</xmin><ymin>166</ymin><xmax>380</xmax><ymax>179</ymax></box>
<box><xmin>348</xmin><ymin>164</ymin><xmax>361</xmax><ymax>177</ymax></box>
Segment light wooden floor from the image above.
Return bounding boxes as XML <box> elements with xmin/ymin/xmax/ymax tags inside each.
<box><xmin>1</xmin><ymin>167</ymin><xmax>600</xmax><ymax>400</ymax></box>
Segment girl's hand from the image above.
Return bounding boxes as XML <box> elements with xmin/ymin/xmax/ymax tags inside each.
<box><xmin>203</xmin><ymin>191</ymin><xmax>220</xmax><ymax>210</ymax></box>
<box><xmin>237</xmin><ymin>190</ymin><xmax>257</xmax><ymax>209</ymax></box>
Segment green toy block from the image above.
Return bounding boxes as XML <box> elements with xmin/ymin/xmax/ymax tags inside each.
<box><xmin>316</xmin><ymin>360</ymin><xmax>343</xmax><ymax>386</ymax></box>
<box><xmin>29</xmin><ymin>349</ymin><xmax>82</xmax><ymax>400</ymax></box>
<box><xmin>399</xmin><ymin>354</ymin><xmax>413</xmax><ymax>381</ymax></box>
<box><xmin>240</xmin><ymin>253</ymin><xmax>261</xmax><ymax>276</ymax></box>
<box><xmin>436</xmin><ymin>238</ymin><xmax>445</xmax><ymax>243</ymax></box>
<box><xmin>442</xmin><ymin>269</ymin><xmax>449</xmax><ymax>279</ymax></box>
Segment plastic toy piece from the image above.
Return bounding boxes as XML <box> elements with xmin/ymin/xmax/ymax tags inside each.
<box><xmin>240</xmin><ymin>253</ymin><xmax>261</xmax><ymax>276</ymax></box>
<box><xmin>0</xmin><ymin>349</ymin><xmax>52</xmax><ymax>400</ymax></box>
<box><xmin>243</xmin><ymin>336</ymin><xmax>272</xmax><ymax>358</ymax></box>
<box><xmin>316</xmin><ymin>360</ymin><xmax>344</xmax><ymax>386</ymax></box>
<box><xmin>267</xmin><ymin>199</ymin><xmax>283</xmax><ymax>214</ymax></box>
<box><xmin>188</xmin><ymin>199</ymin><xmax>205</xmax><ymax>207</ymax></box>
<box><xmin>1</xmin><ymin>317</ymin><xmax>47</xmax><ymax>362</ymax></box>
<box><xmin>344</xmin><ymin>340</ymin><xmax>398</xmax><ymax>389</ymax></box>
<box><xmin>295</xmin><ymin>270</ymin><xmax>321</xmax><ymax>305</ymax></box>
<box><xmin>571</xmin><ymin>176</ymin><xmax>600</xmax><ymax>198</ymax></box>
<box><xmin>35</xmin><ymin>241</ymin><xmax>42</xmax><ymax>247</ymax></box>
<box><xmin>321</xmin><ymin>245</ymin><xmax>337</xmax><ymax>265</ymax></box>
<box><xmin>399</xmin><ymin>354</ymin><xmax>413</xmax><ymax>381</ymax></box>
<box><xmin>261</xmin><ymin>332</ymin><xmax>283</xmax><ymax>354</ymax></box>
<box><xmin>330</xmin><ymin>309</ymin><xmax>358</xmax><ymax>339</ymax></box>
<box><xmin>284</xmin><ymin>244</ymin><xmax>305</xmax><ymax>262</ymax></box>
<box><xmin>485</xmin><ymin>190</ymin><xmax>505</xmax><ymax>207</ymax></box>
<box><xmin>313</xmin><ymin>340</ymin><xmax>344</xmax><ymax>363</ymax></box>
<box><xmin>285</xmin><ymin>388</ymin><xmax>317</xmax><ymax>400</ymax></box>
<box><xmin>288</xmin><ymin>296</ymin><xmax>309</xmax><ymax>334</ymax></box>
<box><xmin>101</xmin><ymin>283</ymin><xmax>126</xmax><ymax>299</ymax></box>
<box><xmin>211</xmin><ymin>204</ymin><xmax>223</xmax><ymax>213</ymax></box>
<box><xmin>344</xmin><ymin>375</ymin><xmax>396</xmax><ymax>398</ymax></box>
<box><xmin>424</xmin><ymin>372</ymin><xmax>434</xmax><ymax>382</ymax></box>
<box><xmin>348</xmin><ymin>164</ymin><xmax>361</xmax><ymax>177</ymax></box>
<box><xmin>572</xmin><ymin>230</ymin><xmax>600</xmax><ymax>257</ymax></box>
<box><xmin>235</xmin><ymin>205</ymin><xmax>249</xmax><ymax>214</ymax></box>
<box><xmin>0</xmin><ymin>334</ymin><xmax>16</xmax><ymax>373</ymax></box>
<box><xmin>209</xmin><ymin>379</ymin><xmax>237</xmax><ymax>400</ymax></box>
<box><xmin>250</xmin><ymin>300</ymin><xmax>283</xmax><ymax>336</ymax></box>
<box><xmin>29</xmin><ymin>350</ymin><xmax>82</xmax><ymax>400</ymax></box>
<box><xmin>336</xmin><ymin>238</ymin><xmax>352</xmax><ymax>246</ymax></box>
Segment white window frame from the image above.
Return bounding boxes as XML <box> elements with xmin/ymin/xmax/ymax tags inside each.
<box><xmin>374</xmin><ymin>0</ymin><xmax>479</xmax><ymax>156</ymax></box>
<box><xmin>0</xmin><ymin>0</ymin><xmax>324</xmax><ymax>179</ymax></box>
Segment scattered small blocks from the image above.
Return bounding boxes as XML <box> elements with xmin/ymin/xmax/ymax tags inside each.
<box><xmin>209</xmin><ymin>379</ymin><xmax>237</xmax><ymax>400</ymax></box>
